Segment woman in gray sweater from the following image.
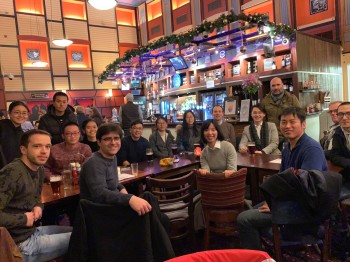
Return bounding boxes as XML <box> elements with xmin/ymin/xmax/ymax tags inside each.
<box><xmin>198</xmin><ymin>119</ymin><xmax>237</xmax><ymax>176</ymax></box>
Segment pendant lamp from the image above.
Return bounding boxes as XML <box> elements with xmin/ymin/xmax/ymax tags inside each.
<box><xmin>88</xmin><ymin>0</ymin><xmax>117</xmax><ymax>10</ymax></box>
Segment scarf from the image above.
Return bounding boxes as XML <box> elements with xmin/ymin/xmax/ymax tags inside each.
<box><xmin>249</xmin><ymin>121</ymin><xmax>269</xmax><ymax>151</ymax></box>
<box><xmin>271</xmin><ymin>91</ymin><xmax>284</xmax><ymax>105</ymax></box>
<box><xmin>341</xmin><ymin>127</ymin><xmax>350</xmax><ymax>151</ymax></box>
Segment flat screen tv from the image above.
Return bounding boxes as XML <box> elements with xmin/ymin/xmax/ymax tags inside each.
<box><xmin>131</xmin><ymin>78</ymin><xmax>140</xmax><ymax>89</ymax></box>
<box><xmin>169</xmin><ymin>56</ymin><xmax>188</xmax><ymax>71</ymax></box>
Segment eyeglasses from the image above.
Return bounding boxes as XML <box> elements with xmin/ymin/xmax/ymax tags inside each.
<box><xmin>101</xmin><ymin>136</ymin><xmax>120</xmax><ymax>142</ymax></box>
<box><xmin>131</xmin><ymin>127</ymin><xmax>143</xmax><ymax>131</ymax></box>
<box><xmin>328</xmin><ymin>110</ymin><xmax>337</xmax><ymax>114</ymax></box>
<box><xmin>12</xmin><ymin>111</ymin><xmax>28</xmax><ymax>116</ymax></box>
<box><xmin>64</xmin><ymin>132</ymin><xmax>80</xmax><ymax>137</ymax></box>
<box><xmin>337</xmin><ymin>112</ymin><xmax>350</xmax><ymax>119</ymax></box>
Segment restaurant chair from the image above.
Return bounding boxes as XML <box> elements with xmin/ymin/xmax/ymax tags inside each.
<box><xmin>195</xmin><ymin>168</ymin><xmax>247</xmax><ymax>250</ymax></box>
<box><xmin>146</xmin><ymin>171</ymin><xmax>196</xmax><ymax>242</ymax></box>
<box><xmin>165</xmin><ymin>249</ymin><xmax>275</xmax><ymax>262</ymax></box>
<box><xmin>0</xmin><ymin>227</ymin><xmax>24</xmax><ymax>262</ymax></box>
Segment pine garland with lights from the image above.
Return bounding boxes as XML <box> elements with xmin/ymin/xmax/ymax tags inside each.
<box><xmin>98</xmin><ymin>12</ymin><xmax>295</xmax><ymax>83</ymax></box>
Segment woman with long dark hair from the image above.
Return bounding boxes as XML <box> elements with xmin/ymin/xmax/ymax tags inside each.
<box><xmin>149</xmin><ymin>116</ymin><xmax>175</xmax><ymax>159</ymax></box>
<box><xmin>239</xmin><ymin>104</ymin><xmax>280</xmax><ymax>155</ymax></box>
<box><xmin>176</xmin><ymin>110</ymin><xmax>201</xmax><ymax>152</ymax></box>
<box><xmin>81</xmin><ymin>119</ymin><xmax>99</xmax><ymax>152</ymax></box>
<box><xmin>198</xmin><ymin>119</ymin><xmax>237</xmax><ymax>176</ymax></box>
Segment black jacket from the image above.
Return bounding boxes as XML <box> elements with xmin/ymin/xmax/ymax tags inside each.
<box><xmin>0</xmin><ymin>119</ymin><xmax>23</xmax><ymax>168</ymax></box>
<box><xmin>38</xmin><ymin>104</ymin><xmax>77</xmax><ymax>145</ymax></box>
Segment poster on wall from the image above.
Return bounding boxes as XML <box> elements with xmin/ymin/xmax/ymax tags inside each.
<box><xmin>239</xmin><ymin>99</ymin><xmax>251</xmax><ymax>122</ymax></box>
<box><xmin>310</xmin><ymin>0</ymin><xmax>328</xmax><ymax>15</ymax></box>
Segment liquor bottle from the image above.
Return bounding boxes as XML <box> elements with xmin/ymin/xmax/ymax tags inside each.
<box><xmin>71</xmin><ymin>163</ymin><xmax>78</xmax><ymax>186</ymax></box>
<box><xmin>271</xmin><ymin>60</ymin><xmax>277</xmax><ymax>70</ymax></box>
<box><xmin>281</xmin><ymin>56</ymin><xmax>286</xmax><ymax>68</ymax></box>
<box><xmin>289</xmin><ymin>82</ymin><xmax>294</xmax><ymax>92</ymax></box>
<box><xmin>285</xmin><ymin>54</ymin><xmax>291</xmax><ymax>66</ymax></box>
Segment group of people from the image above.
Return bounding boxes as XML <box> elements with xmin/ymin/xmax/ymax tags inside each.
<box><xmin>0</xmin><ymin>75</ymin><xmax>349</xmax><ymax>261</ymax></box>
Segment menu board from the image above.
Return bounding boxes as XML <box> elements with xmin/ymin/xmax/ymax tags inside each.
<box><xmin>133</xmin><ymin>96</ymin><xmax>147</xmax><ymax>119</ymax></box>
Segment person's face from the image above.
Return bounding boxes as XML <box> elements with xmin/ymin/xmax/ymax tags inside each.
<box><xmin>157</xmin><ymin>119</ymin><xmax>167</xmax><ymax>132</ymax></box>
<box><xmin>270</xmin><ymin>78</ymin><xmax>284</xmax><ymax>96</ymax></box>
<box><xmin>21</xmin><ymin>134</ymin><xmax>51</xmax><ymax>169</ymax></box>
<box><xmin>280</xmin><ymin>114</ymin><xmax>305</xmax><ymax>141</ymax></box>
<box><xmin>251</xmin><ymin>107</ymin><xmax>265</xmax><ymax>124</ymax></box>
<box><xmin>9</xmin><ymin>105</ymin><xmax>28</xmax><ymax>126</ymax></box>
<box><xmin>62</xmin><ymin>125</ymin><xmax>80</xmax><ymax>145</ymax></box>
<box><xmin>98</xmin><ymin>132</ymin><xmax>121</xmax><ymax>158</ymax></box>
<box><xmin>337</xmin><ymin>104</ymin><xmax>350</xmax><ymax>131</ymax></box>
<box><xmin>185</xmin><ymin>112</ymin><xmax>195</xmax><ymax>125</ymax></box>
<box><xmin>212</xmin><ymin>106</ymin><xmax>224</xmax><ymax>122</ymax></box>
<box><xmin>130</xmin><ymin>123</ymin><xmax>143</xmax><ymax>140</ymax></box>
<box><xmin>328</xmin><ymin>102</ymin><xmax>341</xmax><ymax>124</ymax></box>
<box><xmin>203</xmin><ymin>123</ymin><xmax>218</xmax><ymax>144</ymax></box>
<box><xmin>84</xmin><ymin>121</ymin><xmax>97</xmax><ymax>138</ymax></box>
<box><xmin>53</xmin><ymin>95</ymin><xmax>68</xmax><ymax>114</ymax></box>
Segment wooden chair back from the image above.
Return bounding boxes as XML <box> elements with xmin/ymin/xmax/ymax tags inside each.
<box><xmin>146</xmin><ymin>171</ymin><xmax>195</xmax><ymax>241</ymax></box>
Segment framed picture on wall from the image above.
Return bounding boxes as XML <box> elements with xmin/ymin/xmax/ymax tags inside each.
<box><xmin>26</xmin><ymin>49</ymin><xmax>40</xmax><ymax>61</ymax></box>
<box><xmin>240</xmin><ymin>99</ymin><xmax>251</xmax><ymax>122</ymax></box>
<box><xmin>310</xmin><ymin>0</ymin><xmax>328</xmax><ymax>15</ymax></box>
<box><xmin>224</xmin><ymin>96</ymin><xmax>238</xmax><ymax>116</ymax></box>
<box><xmin>72</xmin><ymin>51</ymin><xmax>83</xmax><ymax>62</ymax></box>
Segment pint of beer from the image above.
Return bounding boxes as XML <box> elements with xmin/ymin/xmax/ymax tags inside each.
<box><xmin>50</xmin><ymin>176</ymin><xmax>62</xmax><ymax>196</ymax></box>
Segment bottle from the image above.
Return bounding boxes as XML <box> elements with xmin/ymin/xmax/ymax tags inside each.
<box><xmin>289</xmin><ymin>84</ymin><xmax>293</xmax><ymax>92</ymax></box>
<box><xmin>281</xmin><ymin>56</ymin><xmax>286</xmax><ymax>68</ymax></box>
<box><xmin>271</xmin><ymin>60</ymin><xmax>277</xmax><ymax>70</ymax></box>
<box><xmin>71</xmin><ymin>162</ymin><xmax>78</xmax><ymax>186</ymax></box>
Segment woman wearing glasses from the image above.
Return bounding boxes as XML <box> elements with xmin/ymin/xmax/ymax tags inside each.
<box><xmin>239</xmin><ymin>104</ymin><xmax>280</xmax><ymax>155</ymax></box>
<box><xmin>149</xmin><ymin>116</ymin><xmax>175</xmax><ymax>159</ymax></box>
<box><xmin>0</xmin><ymin>101</ymin><xmax>30</xmax><ymax>168</ymax></box>
<box><xmin>44</xmin><ymin>122</ymin><xmax>92</xmax><ymax>181</ymax></box>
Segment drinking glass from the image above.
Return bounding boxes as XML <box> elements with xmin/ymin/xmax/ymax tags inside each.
<box><xmin>131</xmin><ymin>163</ymin><xmax>138</xmax><ymax>176</ymax></box>
<box><xmin>50</xmin><ymin>175</ymin><xmax>62</xmax><ymax>196</ymax></box>
<box><xmin>62</xmin><ymin>168</ymin><xmax>72</xmax><ymax>190</ymax></box>
<box><xmin>171</xmin><ymin>143</ymin><xmax>179</xmax><ymax>162</ymax></box>
<box><xmin>146</xmin><ymin>148</ymin><xmax>154</xmax><ymax>163</ymax></box>
<box><xmin>248</xmin><ymin>142</ymin><xmax>256</xmax><ymax>155</ymax></box>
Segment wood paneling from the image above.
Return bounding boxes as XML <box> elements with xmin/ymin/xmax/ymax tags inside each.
<box><xmin>17</xmin><ymin>14</ymin><xmax>47</xmax><ymax>37</ymax></box>
<box><xmin>51</xmin><ymin>50</ymin><xmax>67</xmax><ymax>75</ymax></box>
<box><xmin>118</xmin><ymin>26</ymin><xmax>138</xmax><ymax>44</ymax></box>
<box><xmin>92</xmin><ymin>52</ymin><xmax>118</xmax><ymax>75</ymax></box>
<box><xmin>148</xmin><ymin>16</ymin><xmax>164</xmax><ymax>40</ymax></box>
<box><xmin>172</xmin><ymin>3</ymin><xmax>191</xmax><ymax>31</ymax></box>
<box><xmin>0</xmin><ymin>0</ymin><xmax>15</xmax><ymax>16</ymax></box>
<box><xmin>69</xmin><ymin>71</ymin><xmax>94</xmax><ymax>89</ymax></box>
<box><xmin>24</xmin><ymin>71</ymin><xmax>52</xmax><ymax>91</ymax></box>
<box><xmin>64</xmin><ymin>19</ymin><xmax>88</xmax><ymax>40</ymax></box>
<box><xmin>87</xmin><ymin>4</ymin><xmax>116</xmax><ymax>27</ymax></box>
<box><xmin>0</xmin><ymin>47</ymin><xmax>21</xmax><ymax>74</ymax></box>
<box><xmin>89</xmin><ymin>26</ymin><xmax>118</xmax><ymax>52</ymax></box>
<box><xmin>3</xmin><ymin>77</ymin><xmax>23</xmax><ymax>92</ymax></box>
<box><xmin>0</xmin><ymin>17</ymin><xmax>18</xmax><ymax>46</ymax></box>
<box><xmin>94</xmin><ymin>77</ymin><xmax>115</xmax><ymax>89</ymax></box>
<box><xmin>53</xmin><ymin>77</ymin><xmax>69</xmax><ymax>90</ymax></box>
<box><xmin>202</xmin><ymin>0</ymin><xmax>227</xmax><ymax>20</ymax></box>
<box><xmin>45</xmin><ymin>0</ymin><xmax>62</xmax><ymax>21</ymax></box>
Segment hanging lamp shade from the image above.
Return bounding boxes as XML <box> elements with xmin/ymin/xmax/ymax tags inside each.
<box><xmin>52</xmin><ymin>39</ymin><xmax>73</xmax><ymax>47</ymax></box>
<box><xmin>88</xmin><ymin>0</ymin><xmax>117</xmax><ymax>10</ymax></box>
<box><xmin>32</xmin><ymin>61</ymin><xmax>48</xmax><ymax>67</ymax></box>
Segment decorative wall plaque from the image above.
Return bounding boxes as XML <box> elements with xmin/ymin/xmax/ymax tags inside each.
<box><xmin>72</xmin><ymin>51</ymin><xmax>83</xmax><ymax>62</ymax></box>
<box><xmin>27</xmin><ymin>49</ymin><xmax>40</xmax><ymax>61</ymax></box>
<box><xmin>310</xmin><ymin>0</ymin><xmax>328</xmax><ymax>15</ymax></box>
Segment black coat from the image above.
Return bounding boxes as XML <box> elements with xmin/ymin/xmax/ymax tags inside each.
<box><xmin>0</xmin><ymin>119</ymin><xmax>23</xmax><ymax>168</ymax></box>
<box><xmin>38</xmin><ymin>104</ymin><xmax>77</xmax><ymax>145</ymax></box>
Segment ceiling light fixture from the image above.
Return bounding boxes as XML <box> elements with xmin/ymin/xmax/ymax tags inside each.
<box><xmin>88</xmin><ymin>0</ymin><xmax>117</xmax><ymax>10</ymax></box>
<box><xmin>52</xmin><ymin>39</ymin><xmax>73</xmax><ymax>47</ymax></box>
<box><xmin>32</xmin><ymin>61</ymin><xmax>48</xmax><ymax>67</ymax></box>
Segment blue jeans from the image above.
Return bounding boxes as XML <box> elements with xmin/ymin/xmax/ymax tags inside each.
<box><xmin>237</xmin><ymin>208</ymin><xmax>272</xmax><ymax>250</ymax></box>
<box><xmin>18</xmin><ymin>225</ymin><xmax>72</xmax><ymax>262</ymax></box>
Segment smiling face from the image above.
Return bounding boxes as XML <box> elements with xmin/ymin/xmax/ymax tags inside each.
<box><xmin>337</xmin><ymin>104</ymin><xmax>350</xmax><ymax>132</ymax></box>
<box><xmin>9</xmin><ymin>105</ymin><xmax>28</xmax><ymax>127</ymax></box>
<box><xmin>270</xmin><ymin>77</ymin><xmax>284</xmax><ymax>96</ymax></box>
<box><xmin>62</xmin><ymin>124</ymin><xmax>80</xmax><ymax>146</ymax></box>
<box><xmin>156</xmin><ymin>118</ymin><xmax>167</xmax><ymax>132</ymax></box>
<box><xmin>212</xmin><ymin>106</ymin><xmax>224</xmax><ymax>122</ymax></box>
<box><xmin>251</xmin><ymin>107</ymin><xmax>265</xmax><ymax>125</ymax></box>
<box><xmin>280</xmin><ymin>113</ymin><xmax>305</xmax><ymax>144</ymax></box>
<box><xmin>130</xmin><ymin>123</ymin><xmax>143</xmax><ymax>140</ymax></box>
<box><xmin>328</xmin><ymin>102</ymin><xmax>342</xmax><ymax>124</ymax></box>
<box><xmin>20</xmin><ymin>134</ymin><xmax>51</xmax><ymax>170</ymax></box>
<box><xmin>185</xmin><ymin>111</ymin><xmax>195</xmax><ymax>126</ymax></box>
<box><xmin>203</xmin><ymin>123</ymin><xmax>218</xmax><ymax>146</ymax></box>
<box><xmin>84</xmin><ymin>121</ymin><xmax>97</xmax><ymax>140</ymax></box>
<box><xmin>97</xmin><ymin>132</ymin><xmax>121</xmax><ymax>158</ymax></box>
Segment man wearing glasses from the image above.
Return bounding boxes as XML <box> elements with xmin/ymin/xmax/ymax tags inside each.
<box><xmin>320</xmin><ymin>101</ymin><xmax>342</xmax><ymax>154</ymax></box>
<box><xmin>329</xmin><ymin>102</ymin><xmax>350</xmax><ymax>181</ymax></box>
<box><xmin>44</xmin><ymin>122</ymin><xmax>92</xmax><ymax>182</ymax></box>
<box><xmin>117</xmin><ymin>119</ymin><xmax>150</xmax><ymax>167</ymax></box>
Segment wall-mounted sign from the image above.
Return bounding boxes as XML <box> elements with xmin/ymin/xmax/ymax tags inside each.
<box><xmin>310</xmin><ymin>0</ymin><xmax>328</xmax><ymax>15</ymax></box>
<box><xmin>27</xmin><ymin>49</ymin><xmax>40</xmax><ymax>61</ymax></box>
<box><xmin>30</xmin><ymin>93</ymin><xmax>49</xmax><ymax>99</ymax></box>
<box><xmin>206</xmin><ymin>80</ymin><xmax>215</xmax><ymax>88</ymax></box>
<box><xmin>219</xmin><ymin>50</ymin><xmax>226</xmax><ymax>59</ymax></box>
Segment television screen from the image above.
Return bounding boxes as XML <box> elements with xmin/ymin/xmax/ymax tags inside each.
<box><xmin>131</xmin><ymin>78</ymin><xmax>140</xmax><ymax>89</ymax></box>
<box><xmin>169</xmin><ymin>56</ymin><xmax>188</xmax><ymax>71</ymax></box>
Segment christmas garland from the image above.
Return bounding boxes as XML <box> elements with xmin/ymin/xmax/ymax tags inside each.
<box><xmin>98</xmin><ymin>11</ymin><xmax>295</xmax><ymax>83</ymax></box>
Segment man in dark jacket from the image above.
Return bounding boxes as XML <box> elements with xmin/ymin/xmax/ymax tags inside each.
<box><xmin>38</xmin><ymin>91</ymin><xmax>77</xmax><ymax>145</ymax></box>
<box><xmin>119</xmin><ymin>93</ymin><xmax>143</xmax><ymax>137</ymax></box>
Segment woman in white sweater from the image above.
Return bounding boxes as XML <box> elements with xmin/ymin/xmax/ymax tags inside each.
<box><xmin>198</xmin><ymin>119</ymin><xmax>237</xmax><ymax>176</ymax></box>
<box><xmin>239</xmin><ymin>104</ymin><xmax>280</xmax><ymax>155</ymax></box>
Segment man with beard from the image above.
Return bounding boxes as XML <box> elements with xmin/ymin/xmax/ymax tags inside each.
<box><xmin>0</xmin><ymin>129</ymin><xmax>72</xmax><ymax>262</ymax></box>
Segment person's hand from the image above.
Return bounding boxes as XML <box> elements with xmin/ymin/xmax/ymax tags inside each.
<box><xmin>255</xmin><ymin>150</ymin><xmax>263</xmax><ymax>154</ymax></box>
<box><xmin>123</xmin><ymin>161</ymin><xmax>130</xmax><ymax>167</ymax></box>
<box><xmin>33</xmin><ymin>206</ymin><xmax>42</xmax><ymax>221</ymax></box>
<box><xmin>25</xmin><ymin>212</ymin><xmax>35</xmax><ymax>227</ymax></box>
<box><xmin>120</xmin><ymin>188</ymin><xmax>128</xmax><ymax>194</ymax></box>
<box><xmin>129</xmin><ymin>196</ymin><xmax>152</xmax><ymax>216</ymax></box>
<box><xmin>198</xmin><ymin>169</ymin><xmax>209</xmax><ymax>175</ymax></box>
<box><xmin>223</xmin><ymin>170</ymin><xmax>235</xmax><ymax>177</ymax></box>
<box><xmin>258</xmin><ymin>202</ymin><xmax>270</xmax><ymax>213</ymax></box>
<box><xmin>240</xmin><ymin>146</ymin><xmax>248</xmax><ymax>153</ymax></box>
